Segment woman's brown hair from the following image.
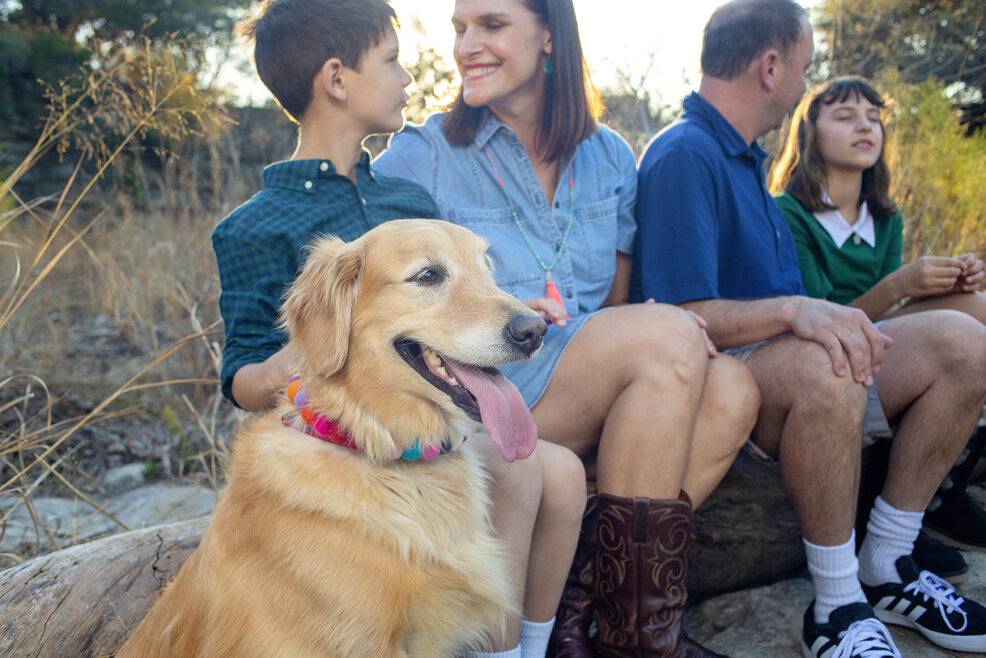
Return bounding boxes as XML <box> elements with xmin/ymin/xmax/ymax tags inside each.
<box><xmin>769</xmin><ymin>76</ymin><xmax>896</xmax><ymax>217</ymax></box>
<box><xmin>442</xmin><ymin>0</ymin><xmax>602</xmax><ymax>162</ymax></box>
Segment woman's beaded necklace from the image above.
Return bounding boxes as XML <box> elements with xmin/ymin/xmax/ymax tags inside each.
<box><xmin>482</xmin><ymin>145</ymin><xmax>573</xmax><ymax>318</ymax></box>
<box><xmin>282</xmin><ymin>376</ymin><xmax>457</xmax><ymax>461</ymax></box>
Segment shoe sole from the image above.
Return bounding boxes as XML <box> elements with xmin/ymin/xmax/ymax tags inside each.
<box><xmin>874</xmin><ymin>607</ymin><xmax>986</xmax><ymax>652</ymax></box>
<box><xmin>923</xmin><ymin>526</ymin><xmax>986</xmax><ymax>553</ymax></box>
<box><xmin>943</xmin><ymin>569</ymin><xmax>971</xmax><ymax>585</ymax></box>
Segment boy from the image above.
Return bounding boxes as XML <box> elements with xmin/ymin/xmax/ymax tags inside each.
<box><xmin>211</xmin><ymin>2</ymin><xmax>585</xmax><ymax>657</ymax></box>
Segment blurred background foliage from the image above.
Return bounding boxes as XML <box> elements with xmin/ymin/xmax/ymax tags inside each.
<box><xmin>0</xmin><ymin>0</ymin><xmax>983</xmax><ymax>564</ymax></box>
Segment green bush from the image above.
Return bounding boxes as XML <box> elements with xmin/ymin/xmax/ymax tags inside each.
<box><xmin>881</xmin><ymin>71</ymin><xmax>986</xmax><ymax>260</ymax></box>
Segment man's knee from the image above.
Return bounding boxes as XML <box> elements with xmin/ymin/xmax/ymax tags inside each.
<box><xmin>753</xmin><ymin>339</ymin><xmax>867</xmax><ymax>415</ymax></box>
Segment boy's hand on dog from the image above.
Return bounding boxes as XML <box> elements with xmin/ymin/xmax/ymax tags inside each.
<box><xmin>524</xmin><ymin>297</ymin><xmax>567</xmax><ymax>327</ymax></box>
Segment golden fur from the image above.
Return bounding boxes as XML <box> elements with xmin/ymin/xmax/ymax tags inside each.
<box><xmin>119</xmin><ymin>219</ymin><xmax>546</xmax><ymax>657</ymax></box>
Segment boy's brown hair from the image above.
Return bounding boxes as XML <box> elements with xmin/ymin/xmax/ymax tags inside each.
<box><xmin>237</xmin><ymin>0</ymin><xmax>397</xmax><ymax>123</ymax></box>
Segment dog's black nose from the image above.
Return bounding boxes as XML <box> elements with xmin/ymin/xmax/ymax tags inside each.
<box><xmin>505</xmin><ymin>313</ymin><xmax>547</xmax><ymax>356</ymax></box>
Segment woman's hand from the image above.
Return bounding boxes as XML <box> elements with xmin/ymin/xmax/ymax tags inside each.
<box><xmin>894</xmin><ymin>256</ymin><xmax>964</xmax><ymax>299</ymax></box>
<box><xmin>954</xmin><ymin>253</ymin><xmax>985</xmax><ymax>292</ymax></box>
<box><xmin>524</xmin><ymin>297</ymin><xmax>567</xmax><ymax>327</ymax></box>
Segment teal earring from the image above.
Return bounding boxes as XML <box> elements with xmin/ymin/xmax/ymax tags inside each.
<box><xmin>544</xmin><ymin>55</ymin><xmax>552</xmax><ymax>74</ymax></box>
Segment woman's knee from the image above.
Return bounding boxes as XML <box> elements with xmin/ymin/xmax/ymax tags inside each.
<box><xmin>705</xmin><ymin>355</ymin><xmax>761</xmax><ymax>450</ymax></box>
<box><xmin>630</xmin><ymin>305</ymin><xmax>708</xmax><ymax>386</ymax></box>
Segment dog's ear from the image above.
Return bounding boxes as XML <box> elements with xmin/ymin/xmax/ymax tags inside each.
<box><xmin>281</xmin><ymin>236</ymin><xmax>363</xmax><ymax>376</ymax></box>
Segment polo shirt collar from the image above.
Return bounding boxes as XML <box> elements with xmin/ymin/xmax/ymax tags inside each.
<box><xmin>683</xmin><ymin>92</ymin><xmax>768</xmax><ymax>165</ymax></box>
<box><xmin>814</xmin><ymin>187</ymin><xmax>876</xmax><ymax>247</ymax></box>
<box><xmin>261</xmin><ymin>150</ymin><xmax>376</xmax><ymax>193</ymax></box>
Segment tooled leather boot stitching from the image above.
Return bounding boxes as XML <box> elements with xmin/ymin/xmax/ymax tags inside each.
<box><xmin>592</xmin><ymin>492</ymin><xmax>727</xmax><ymax>657</ymax></box>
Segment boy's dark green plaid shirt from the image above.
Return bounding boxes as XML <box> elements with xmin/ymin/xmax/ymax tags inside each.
<box><xmin>212</xmin><ymin>152</ymin><xmax>440</xmax><ymax>405</ymax></box>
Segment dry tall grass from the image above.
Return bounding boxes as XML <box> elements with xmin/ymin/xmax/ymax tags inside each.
<box><xmin>0</xmin><ymin>34</ymin><xmax>272</xmax><ymax>567</ymax></box>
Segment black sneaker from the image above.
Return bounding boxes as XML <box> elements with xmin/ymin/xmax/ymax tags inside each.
<box><xmin>912</xmin><ymin>530</ymin><xmax>969</xmax><ymax>584</ymax></box>
<box><xmin>802</xmin><ymin>601</ymin><xmax>900</xmax><ymax>658</ymax></box>
<box><xmin>863</xmin><ymin>555</ymin><xmax>986</xmax><ymax>651</ymax></box>
<box><xmin>924</xmin><ymin>490</ymin><xmax>986</xmax><ymax>552</ymax></box>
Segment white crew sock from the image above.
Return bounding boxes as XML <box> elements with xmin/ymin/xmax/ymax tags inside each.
<box><xmin>465</xmin><ymin>645</ymin><xmax>522</xmax><ymax>658</ymax></box>
<box><xmin>805</xmin><ymin>531</ymin><xmax>868</xmax><ymax>624</ymax></box>
<box><xmin>858</xmin><ymin>495</ymin><xmax>923</xmax><ymax>586</ymax></box>
<box><xmin>519</xmin><ymin>617</ymin><xmax>555</xmax><ymax>658</ymax></box>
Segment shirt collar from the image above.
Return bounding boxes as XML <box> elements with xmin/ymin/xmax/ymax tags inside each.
<box><xmin>683</xmin><ymin>92</ymin><xmax>767</xmax><ymax>165</ymax></box>
<box><xmin>474</xmin><ymin>108</ymin><xmax>511</xmax><ymax>149</ymax></box>
<box><xmin>261</xmin><ymin>150</ymin><xmax>375</xmax><ymax>193</ymax></box>
<box><xmin>813</xmin><ymin>187</ymin><xmax>876</xmax><ymax>247</ymax></box>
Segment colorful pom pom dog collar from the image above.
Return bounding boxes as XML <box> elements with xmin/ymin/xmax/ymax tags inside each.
<box><xmin>281</xmin><ymin>376</ymin><xmax>459</xmax><ymax>461</ymax></box>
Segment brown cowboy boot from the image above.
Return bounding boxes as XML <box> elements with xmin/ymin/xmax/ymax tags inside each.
<box><xmin>548</xmin><ymin>494</ymin><xmax>599</xmax><ymax>657</ymax></box>
<box><xmin>592</xmin><ymin>492</ymin><xmax>727</xmax><ymax>658</ymax></box>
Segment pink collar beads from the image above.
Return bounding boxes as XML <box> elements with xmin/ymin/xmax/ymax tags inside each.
<box><xmin>281</xmin><ymin>376</ymin><xmax>459</xmax><ymax>461</ymax></box>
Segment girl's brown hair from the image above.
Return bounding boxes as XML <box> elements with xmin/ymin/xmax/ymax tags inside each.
<box><xmin>442</xmin><ymin>0</ymin><xmax>602</xmax><ymax>162</ymax></box>
<box><xmin>769</xmin><ymin>76</ymin><xmax>896</xmax><ymax>217</ymax></box>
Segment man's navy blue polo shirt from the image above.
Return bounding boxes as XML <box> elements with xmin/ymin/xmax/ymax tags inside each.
<box><xmin>631</xmin><ymin>92</ymin><xmax>805</xmax><ymax>304</ymax></box>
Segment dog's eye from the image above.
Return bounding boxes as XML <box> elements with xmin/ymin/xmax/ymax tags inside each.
<box><xmin>412</xmin><ymin>267</ymin><xmax>444</xmax><ymax>285</ymax></box>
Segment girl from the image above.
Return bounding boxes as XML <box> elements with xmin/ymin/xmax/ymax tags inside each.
<box><xmin>768</xmin><ymin>75</ymin><xmax>986</xmax><ymax>581</ymax></box>
<box><xmin>768</xmin><ymin>76</ymin><xmax>985</xmax><ymax>323</ymax></box>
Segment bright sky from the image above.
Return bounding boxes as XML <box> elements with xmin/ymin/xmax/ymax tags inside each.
<box><xmin>231</xmin><ymin>0</ymin><xmax>820</xmax><ymax>107</ymax></box>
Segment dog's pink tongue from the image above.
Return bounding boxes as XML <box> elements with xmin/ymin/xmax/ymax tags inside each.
<box><xmin>444</xmin><ymin>360</ymin><xmax>537</xmax><ymax>462</ymax></box>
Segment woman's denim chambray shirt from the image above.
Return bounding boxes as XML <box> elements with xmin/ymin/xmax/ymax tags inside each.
<box><xmin>374</xmin><ymin>110</ymin><xmax>637</xmax><ymax>407</ymax></box>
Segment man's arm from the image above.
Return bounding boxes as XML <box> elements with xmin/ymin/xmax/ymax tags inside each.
<box><xmin>683</xmin><ymin>296</ymin><xmax>892</xmax><ymax>386</ymax></box>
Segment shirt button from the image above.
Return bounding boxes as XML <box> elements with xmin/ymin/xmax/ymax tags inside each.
<box><xmin>361</xmin><ymin>197</ymin><xmax>367</xmax><ymax>206</ymax></box>
<box><xmin>554</xmin><ymin>201</ymin><xmax>560</xmax><ymax>208</ymax></box>
<box><xmin>565</xmin><ymin>291</ymin><xmax>573</xmax><ymax>299</ymax></box>
<box><xmin>304</xmin><ymin>180</ymin><xmax>313</xmax><ymax>189</ymax></box>
<box><xmin>319</xmin><ymin>162</ymin><xmax>329</xmax><ymax>172</ymax></box>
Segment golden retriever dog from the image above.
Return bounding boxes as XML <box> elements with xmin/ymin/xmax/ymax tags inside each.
<box><xmin>119</xmin><ymin>219</ymin><xmax>547</xmax><ymax>657</ymax></box>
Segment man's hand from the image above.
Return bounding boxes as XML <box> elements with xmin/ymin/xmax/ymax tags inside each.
<box><xmin>523</xmin><ymin>297</ymin><xmax>567</xmax><ymax>327</ymax></box>
<box><xmin>790</xmin><ymin>298</ymin><xmax>893</xmax><ymax>386</ymax></box>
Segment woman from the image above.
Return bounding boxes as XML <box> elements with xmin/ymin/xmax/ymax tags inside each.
<box><xmin>768</xmin><ymin>75</ymin><xmax>986</xmax><ymax>580</ymax></box>
<box><xmin>376</xmin><ymin>1</ymin><xmax>760</xmax><ymax>655</ymax></box>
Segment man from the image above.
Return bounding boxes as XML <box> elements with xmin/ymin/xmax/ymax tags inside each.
<box><xmin>632</xmin><ymin>0</ymin><xmax>986</xmax><ymax>655</ymax></box>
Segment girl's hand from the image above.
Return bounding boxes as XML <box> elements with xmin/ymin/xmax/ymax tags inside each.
<box><xmin>954</xmin><ymin>253</ymin><xmax>985</xmax><ymax>292</ymax></box>
<box><xmin>523</xmin><ymin>297</ymin><xmax>567</xmax><ymax>327</ymax></box>
<box><xmin>896</xmin><ymin>256</ymin><xmax>964</xmax><ymax>298</ymax></box>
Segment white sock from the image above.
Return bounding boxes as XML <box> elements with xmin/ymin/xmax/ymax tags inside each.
<box><xmin>465</xmin><ymin>645</ymin><xmax>522</xmax><ymax>658</ymax></box>
<box><xmin>519</xmin><ymin>617</ymin><xmax>555</xmax><ymax>658</ymax></box>
<box><xmin>858</xmin><ymin>495</ymin><xmax>923</xmax><ymax>586</ymax></box>
<box><xmin>804</xmin><ymin>531</ymin><xmax>867</xmax><ymax>624</ymax></box>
